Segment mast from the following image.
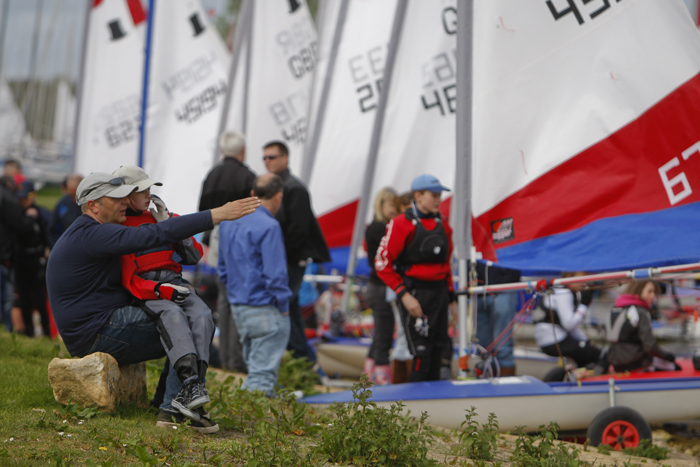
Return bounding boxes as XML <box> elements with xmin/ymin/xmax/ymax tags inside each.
<box><xmin>241</xmin><ymin>0</ymin><xmax>254</xmax><ymax>135</ymax></box>
<box><xmin>340</xmin><ymin>0</ymin><xmax>408</xmax><ymax>312</ymax></box>
<box><xmin>71</xmin><ymin>0</ymin><xmax>90</xmax><ymax>172</ymax></box>
<box><xmin>213</xmin><ymin>0</ymin><xmax>252</xmax><ymax>164</ymax></box>
<box><xmin>299</xmin><ymin>0</ymin><xmax>350</xmax><ymax>184</ymax></box>
<box><xmin>21</xmin><ymin>0</ymin><xmax>44</xmax><ymax>145</ymax></box>
<box><xmin>0</xmin><ymin>0</ymin><xmax>10</xmax><ymax>89</ymax></box>
<box><xmin>138</xmin><ymin>0</ymin><xmax>157</xmax><ymax>168</ymax></box>
<box><xmin>455</xmin><ymin>0</ymin><xmax>474</xmax><ymax>376</ymax></box>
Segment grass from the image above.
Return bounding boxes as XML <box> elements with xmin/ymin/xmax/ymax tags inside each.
<box><xmin>35</xmin><ymin>184</ymin><xmax>62</xmax><ymax>211</ymax></box>
<box><xmin>0</xmin><ymin>331</ymin><xmax>687</xmax><ymax>466</ymax></box>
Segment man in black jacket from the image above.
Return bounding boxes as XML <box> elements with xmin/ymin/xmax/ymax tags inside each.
<box><xmin>198</xmin><ymin>130</ymin><xmax>255</xmax><ymax>373</ymax></box>
<box><xmin>0</xmin><ymin>176</ymin><xmax>36</xmax><ymax>332</ymax></box>
<box><xmin>263</xmin><ymin>141</ymin><xmax>330</xmax><ymax>361</ymax></box>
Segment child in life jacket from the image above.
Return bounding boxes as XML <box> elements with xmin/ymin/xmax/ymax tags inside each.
<box><xmin>113</xmin><ymin>166</ymin><xmax>215</xmax><ymax>425</ymax></box>
<box><xmin>606</xmin><ymin>280</ymin><xmax>677</xmax><ymax>372</ymax></box>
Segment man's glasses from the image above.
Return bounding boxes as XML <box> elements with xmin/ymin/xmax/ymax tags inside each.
<box><xmin>262</xmin><ymin>155</ymin><xmax>281</xmax><ymax>161</ymax></box>
<box><xmin>82</xmin><ymin>177</ymin><xmax>125</xmax><ymax>198</ymax></box>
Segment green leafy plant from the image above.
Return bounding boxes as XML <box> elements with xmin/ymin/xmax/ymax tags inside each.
<box><xmin>453</xmin><ymin>406</ymin><xmax>499</xmax><ymax>461</ymax></box>
<box><xmin>317</xmin><ymin>374</ymin><xmax>438</xmax><ymax>466</ymax></box>
<box><xmin>621</xmin><ymin>439</ymin><xmax>669</xmax><ymax>461</ymax></box>
<box><xmin>511</xmin><ymin>423</ymin><xmax>593</xmax><ymax>467</ymax></box>
<box><xmin>276</xmin><ymin>351</ymin><xmax>320</xmax><ymax>396</ymax></box>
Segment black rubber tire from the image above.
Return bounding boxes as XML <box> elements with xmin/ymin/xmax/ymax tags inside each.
<box><xmin>543</xmin><ymin>366</ymin><xmax>567</xmax><ymax>382</ymax></box>
<box><xmin>587</xmin><ymin>406</ymin><xmax>651</xmax><ymax>448</ymax></box>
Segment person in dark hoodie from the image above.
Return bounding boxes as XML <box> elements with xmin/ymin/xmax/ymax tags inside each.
<box><xmin>606</xmin><ymin>280</ymin><xmax>677</xmax><ymax>372</ymax></box>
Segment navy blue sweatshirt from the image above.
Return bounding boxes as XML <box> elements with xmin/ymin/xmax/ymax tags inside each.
<box><xmin>46</xmin><ymin>211</ymin><xmax>213</xmax><ymax>356</ymax></box>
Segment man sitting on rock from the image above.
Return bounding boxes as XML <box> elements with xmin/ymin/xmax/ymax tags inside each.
<box><xmin>46</xmin><ymin>172</ymin><xmax>259</xmax><ymax>433</ymax></box>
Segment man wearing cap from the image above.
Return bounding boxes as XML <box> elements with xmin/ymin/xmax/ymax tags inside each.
<box><xmin>375</xmin><ymin>174</ymin><xmax>457</xmax><ymax>382</ymax></box>
<box><xmin>113</xmin><ymin>165</ymin><xmax>214</xmax><ymax>427</ymax></box>
<box><xmin>15</xmin><ymin>180</ymin><xmax>52</xmax><ymax>338</ymax></box>
<box><xmin>46</xmin><ymin>172</ymin><xmax>259</xmax><ymax>433</ymax></box>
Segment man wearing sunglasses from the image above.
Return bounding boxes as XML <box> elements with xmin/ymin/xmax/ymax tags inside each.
<box><xmin>263</xmin><ymin>141</ymin><xmax>330</xmax><ymax>362</ymax></box>
<box><xmin>46</xmin><ymin>172</ymin><xmax>259</xmax><ymax>432</ymax></box>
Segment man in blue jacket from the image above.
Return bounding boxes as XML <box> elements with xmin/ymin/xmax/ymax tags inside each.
<box><xmin>218</xmin><ymin>173</ymin><xmax>291</xmax><ymax>397</ymax></box>
<box><xmin>46</xmin><ymin>172</ymin><xmax>259</xmax><ymax>432</ymax></box>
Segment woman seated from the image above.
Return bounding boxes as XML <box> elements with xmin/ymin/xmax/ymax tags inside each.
<box><xmin>606</xmin><ymin>280</ymin><xmax>676</xmax><ymax>372</ymax></box>
<box><xmin>533</xmin><ymin>272</ymin><xmax>606</xmax><ymax>369</ymax></box>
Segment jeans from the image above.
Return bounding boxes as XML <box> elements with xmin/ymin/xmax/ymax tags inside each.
<box><xmin>476</xmin><ymin>293</ymin><xmax>518</xmax><ymax>368</ymax></box>
<box><xmin>232</xmin><ymin>304</ymin><xmax>291</xmax><ymax>397</ymax></box>
<box><xmin>84</xmin><ymin>305</ymin><xmax>180</xmax><ymax>411</ymax></box>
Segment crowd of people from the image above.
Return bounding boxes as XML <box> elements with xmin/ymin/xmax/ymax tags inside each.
<box><xmin>0</xmin><ymin>160</ymin><xmax>83</xmax><ymax>337</ymax></box>
<box><xmin>0</xmin><ymin>137</ymin><xmax>687</xmax><ymax>433</ymax></box>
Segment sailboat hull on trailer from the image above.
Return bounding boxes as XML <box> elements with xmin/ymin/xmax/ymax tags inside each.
<box><xmin>304</xmin><ymin>361</ymin><xmax>700</xmax><ymax>432</ymax></box>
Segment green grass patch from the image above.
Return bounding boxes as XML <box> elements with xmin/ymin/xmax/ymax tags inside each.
<box><xmin>35</xmin><ymin>184</ymin><xmax>63</xmax><ymax>211</ymax></box>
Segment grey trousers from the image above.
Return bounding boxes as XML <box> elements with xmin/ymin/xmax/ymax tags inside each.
<box><xmin>216</xmin><ymin>277</ymin><xmax>247</xmax><ymax>373</ymax></box>
<box><xmin>142</xmin><ymin>289</ymin><xmax>215</xmax><ymax>365</ymax></box>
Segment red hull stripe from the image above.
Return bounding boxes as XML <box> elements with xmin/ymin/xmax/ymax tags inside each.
<box><xmin>477</xmin><ymin>71</ymin><xmax>700</xmax><ymax>253</ymax></box>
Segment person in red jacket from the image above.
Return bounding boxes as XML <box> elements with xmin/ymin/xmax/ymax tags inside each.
<box><xmin>375</xmin><ymin>174</ymin><xmax>457</xmax><ymax>382</ymax></box>
<box><xmin>113</xmin><ymin>166</ymin><xmax>215</xmax><ymax>428</ymax></box>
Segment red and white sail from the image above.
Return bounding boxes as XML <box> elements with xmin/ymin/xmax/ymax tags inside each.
<box><xmin>470</xmin><ymin>0</ymin><xmax>700</xmax><ymax>272</ymax></box>
<box><xmin>308</xmin><ymin>0</ymin><xmax>398</xmax><ymax>251</ymax></box>
<box><xmin>143</xmin><ymin>0</ymin><xmax>230</xmax><ymax>214</ymax></box>
<box><xmin>221</xmin><ymin>0</ymin><xmax>317</xmax><ymax>176</ymax></box>
<box><xmin>74</xmin><ymin>0</ymin><xmax>146</xmax><ymax>174</ymax></box>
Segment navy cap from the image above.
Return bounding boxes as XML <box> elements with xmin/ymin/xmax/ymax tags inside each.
<box><xmin>15</xmin><ymin>180</ymin><xmax>35</xmax><ymax>199</ymax></box>
<box><xmin>410</xmin><ymin>174</ymin><xmax>450</xmax><ymax>193</ymax></box>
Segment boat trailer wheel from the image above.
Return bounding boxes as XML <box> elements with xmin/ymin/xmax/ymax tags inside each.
<box><xmin>587</xmin><ymin>406</ymin><xmax>651</xmax><ymax>450</ymax></box>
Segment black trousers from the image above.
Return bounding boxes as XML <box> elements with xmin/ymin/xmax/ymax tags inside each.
<box><xmin>398</xmin><ymin>283</ymin><xmax>450</xmax><ymax>382</ymax></box>
<box><xmin>286</xmin><ymin>263</ymin><xmax>316</xmax><ymax>362</ymax></box>
<box><xmin>541</xmin><ymin>335</ymin><xmax>602</xmax><ymax>368</ymax></box>
<box><xmin>14</xmin><ymin>255</ymin><xmax>50</xmax><ymax>338</ymax></box>
<box><xmin>366</xmin><ymin>281</ymin><xmax>395</xmax><ymax>366</ymax></box>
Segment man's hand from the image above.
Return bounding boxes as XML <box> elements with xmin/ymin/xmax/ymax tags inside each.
<box><xmin>401</xmin><ymin>293</ymin><xmax>423</xmax><ymax>318</ymax></box>
<box><xmin>149</xmin><ymin>194</ymin><xmax>170</xmax><ymax>222</ymax></box>
<box><xmin>211</xmin><ymin>197</ymin><xmax>261</xmax><ymax>225</ymax></box>
<box><xmin>414</xmin><ymin>317</ymin><xmax>429</xmax><ymax>337</ymax></box>
<box><xmin>155</xmin><ymin>283</ymin><xmax>190</xmax><ymax>304</ymax></box>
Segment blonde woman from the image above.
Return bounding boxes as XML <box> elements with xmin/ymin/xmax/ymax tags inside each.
<box><xmin>364</xmin><ymin>188</ymin><xmax>398</xmax><ymax>384</ymax></box>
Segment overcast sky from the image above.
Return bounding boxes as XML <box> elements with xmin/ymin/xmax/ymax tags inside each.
<box><xmin>0</xmin><ymin>0</ymin><xmax>229</xmax><ymax>81</ymax></box>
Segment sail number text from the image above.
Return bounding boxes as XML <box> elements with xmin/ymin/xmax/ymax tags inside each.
<box><xmin>547</xmin><ymin>0</ymin><xmax>623</xmax><ymax>26</ymax></box>
<box><xmin>659</xmin><ymin>142</ymin><xmax>700</xmax><ymax>206</ymax></box>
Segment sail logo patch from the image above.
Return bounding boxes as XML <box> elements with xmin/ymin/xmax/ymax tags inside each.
<box><xmin>491</xmin><ymin>218</ymin><xmax>514</xmax><ymax>244</ymax></box>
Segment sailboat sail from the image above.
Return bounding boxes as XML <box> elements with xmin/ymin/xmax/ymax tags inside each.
<box><xmin>143</xmin><ymin>0</ymin><xmax>230</xmax><ymax>215</ymax></box>
<box><xmin>368</xmin><ymin>1</ymin><xmax>457</xmax><ymax>219</ymax></box>
<box><xmin>307</xmin><ymin>0</ymin><xmax>397</xmax><ymax>272</ymax></box>
<box><xmin>74</xmin><ymin>0</ymin><xmax>146</xmax><ymax>174</ymax></box>
<box><xmin>0</xmin><ymin>79</ymin><xmax>27</xmax><ymax>159</ymax></box>
<box><xmin>469</xmin><ymin>0</ymin><xmax>700</xmax><ymax>274</ymax></box>
<box><xmin>220</xmin><ymin>0</ymin><xmax>317</xmax><ymax>176</ymax></box>
<box><xmin>53</xmin><ymin>80</ymin><xmax>76</xmax><ymax>147</ymax></box>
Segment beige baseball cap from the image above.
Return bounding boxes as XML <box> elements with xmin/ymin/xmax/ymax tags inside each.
<box><xmin>76</xmin><ymin>173</ymin><xmax>138</xmax><ymax>205</ymax></box>
<box><xmin>112</xmin><ymin>165</ymin><xmax>163</xmax><ymax>192</ymax></box>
